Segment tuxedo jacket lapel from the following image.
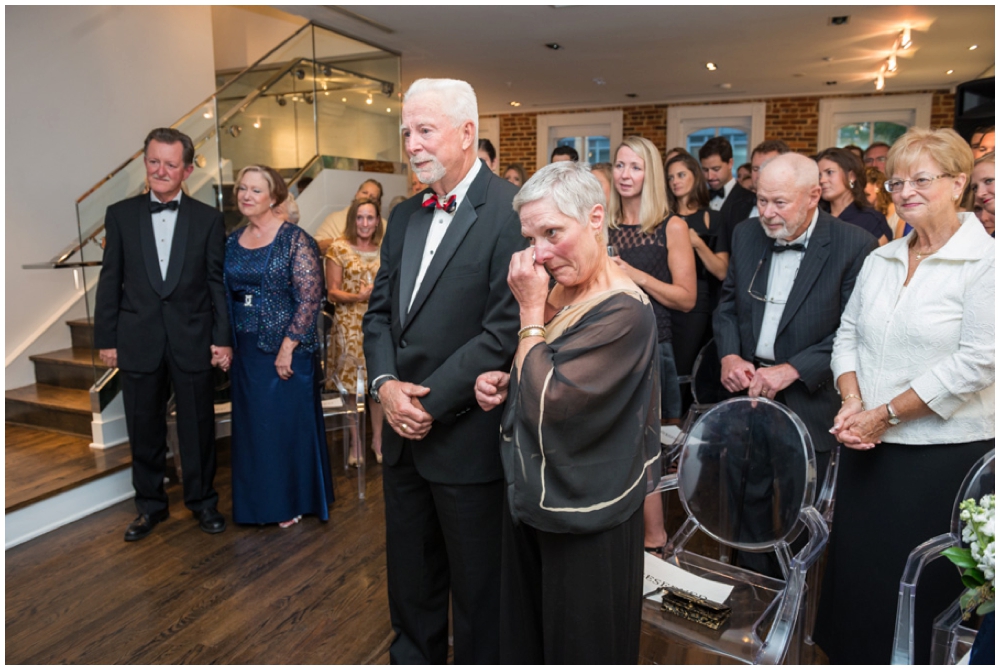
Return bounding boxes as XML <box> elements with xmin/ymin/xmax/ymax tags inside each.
<box><xmin>137</xmin><ymin>201</ymin><xmax>165</xmax><ymax>296</ymax></box>
<box><xmin>398</xmin><ymin>206</ymin><xmax>433</xmax><ymax>326</ymax></box>
<box><xmin>405</xmin><ymin>199</ymin><xmax>478</xmax><ymax>326</ymax></box>
<box><xmin>161</xmin><ymin>198</ymin><xmax>191</xmax><ymax>297</ymax></box>
<box><xmin>777</xmin><ymin>215</ymin><xmax>831</xmax><ymax>337</ymax></box>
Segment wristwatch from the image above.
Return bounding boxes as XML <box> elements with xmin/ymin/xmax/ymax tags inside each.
<box><xmin>370</xmin><ymin>374</ymin><xmax>398</xmax><ymax>404</ymax></box>
<box><xmin>885</xmin><ymin>402</ymin><xmax>901</xmax><ymax>426</ymax></box>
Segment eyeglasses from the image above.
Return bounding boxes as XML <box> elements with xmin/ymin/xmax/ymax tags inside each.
<box><xmin>884</xmin><ymin>174</ymin><xmax>953</xmax><ymax>193</ymax></box>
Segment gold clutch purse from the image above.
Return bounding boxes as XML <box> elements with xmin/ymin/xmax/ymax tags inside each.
<box><xmin>650</xmin><ymin>586</ymin><xmax>732</xmax><ymax>630</ymax></box>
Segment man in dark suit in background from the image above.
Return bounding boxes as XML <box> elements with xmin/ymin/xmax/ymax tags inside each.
<box><xmin>362</xmin><ymin>78</ymin><xmax>524</xmax><ymax>664</ymax></box>
<box><xmin>700</xmin><ymin>136</ymin><xmax>757</xmax><ymax>250</ymax></box>
<box><xmin>94</xmin><ymin>128</ymin><xmax>231</xmax><ymax>542</ymax></box>
<box><xmin>714</xmin><ymin>152</ymin><xmax>877</xmax><ymax>482</ymax></box>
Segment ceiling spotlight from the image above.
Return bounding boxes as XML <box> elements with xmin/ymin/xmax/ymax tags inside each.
<box><xmin>253</xmin><ymin>118</ymin><xmax>261</xmax><ymax>129</ymax></box>
<box><xmin>887</xmin><ymin>53</ymin><xmax>897</xmax><ymax>72</ymax></box>
<box><xmin>203</xmin><ymin>110</ymin><xmax>212</xmax><ymax>119</ymax></box>
<box><xmin>826</xmin><ymin>81</ymin><xmax>838</xmax><ymax>86</ymax></box>
<box><xmin>387</xmin><ymin>107</ymin><xmax>391</xmax><ymax>113</ymax></box>
<box><xmin>509</xmin><ymin>101</ymin><xmax>521</xmax><ymax>107</ymax></box>
<box><xmin>366</xmin><ymin>94</ymin><xmax>373</xmax><ymax>105</ymax></box>
<box><xmin>969</xmin><ymin>44</ymin><xmax>978</xmax><ymax>51</ymax></box>
<box><xmin>829</xmin><ymin>15</ymin><xmax>849</xmax><ymax>26</ymax></box>
<box><xmin>545</xmin><ymin>43</ymin><xmax>561</xmax><ymax>50</ymax></box>
<box><xmin>900</xmin><ymin>26</ymin><xmax>912</xmax><ymax>49</ymax></box>
<box><xmin>294</xmin><ymin>68</ymin><xmax>305</xmax><ymax>80</ymax></box>
<box><xmin>875</xmin><ymin>73</ymin><xmax>885</xmax><ymax>91</ymax></box>
<box><xmin>304</xmin><ymin>93</ymin><xmax>314</xmax><ymax>104</ymax></box>
<box><xmin>342</xmin><ymin>97</ymin><xmax>347</xmax><ymax>103</ymax></box>
<box><xmin>322</xmin><ymin>66</ymin><xmax>333</xmax><ymax>77</ymax></box>
<box><xmin>292</xmin><ymin>95</ymin><xmax>301</xmax><ymax>102</ymax></box>
<box><xmin>705</xmin><ymin>62</ymin><xmax>717</xmax><ymax>71</ymax></box>
<box><xmin>228</xmin><ymin>125</ymin><xmax>242</xmax><ymax>138</ymax></box>
<box><xmin>276</xmin><ymin>95</ymin><xmax>287</xmax><ymax>107</ymax></box>
<box><xmin>946</xmin><ymin>69</ymin><xmax>955</xmax><ymax>75</ymax></box>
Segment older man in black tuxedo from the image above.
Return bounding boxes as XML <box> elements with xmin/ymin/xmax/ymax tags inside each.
<box><xmin>94</xmin><ymin>128</ymin><xmax>230</xmax><ymax>542</ymax></box>
<box><xmin>362</xmin><ymin>78</ymin><xmax>525</xmax><ymax>664</ymax></box>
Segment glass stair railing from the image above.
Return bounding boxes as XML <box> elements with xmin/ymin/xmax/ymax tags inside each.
<box><xmin>23</xmin><ymin>20</ymin><xmax>403</xmax><ymax>386</ymax></box>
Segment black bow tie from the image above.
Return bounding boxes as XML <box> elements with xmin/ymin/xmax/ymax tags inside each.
<box><xmin>149</xmin><ymin>200</ymin><xmax>179</xmax><ymax>213</ymax></box>
<box><xmin>709</xmin><ymin>188</ymin><xmax>725</xmax><ymax>200</ymax></box>
<box><xmin>772</xmin><ymin>242</ymin><xmax>806</xmax><ymax>253</ymax></box>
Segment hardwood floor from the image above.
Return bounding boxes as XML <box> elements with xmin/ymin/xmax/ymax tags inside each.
<box><xmin>5</xmin><ymin>424</ymin><xmax>131</xmax><ymax>512</ymax></box>
<box><xmin>6</xmin><ymin>435</ymin><xmax>827</xmax><ymax>664</ymax></box>
<box><xmin>6</xmin><ymin>437</ymin><xmax>393</xmax><ymax>665</ymax></box>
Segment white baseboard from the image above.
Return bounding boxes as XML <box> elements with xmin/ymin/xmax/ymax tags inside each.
<box><xmin>5</xmin><ymin>469</ymin><xmax>134</xmax><ymax>549</ymax></box>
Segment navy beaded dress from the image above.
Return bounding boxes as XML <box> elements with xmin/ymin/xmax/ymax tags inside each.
<box><xmin>225</xmin><ymin>225</ymin><xmax>334</xmax><ymax>525</ymax></box>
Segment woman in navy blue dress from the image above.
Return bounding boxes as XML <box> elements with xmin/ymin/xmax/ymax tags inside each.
<box><xmin>817</xmin><ymin>147</ymin><xmax>893</xmax><ymax>245</ymax></box>
<box><xmin>225</xmin><ymin>164</ymin><xmax>334</xmax><ymax>528</ymax></box>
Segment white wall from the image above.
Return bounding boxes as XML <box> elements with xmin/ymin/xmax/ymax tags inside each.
<box><xmin>5</xmin><ymin>6</ymin><xmax>217</xmax><ymax>389</ymax></box>
<box><xmin>211</xmin><ymin>5</ymin><xmax>307</xmax><ymax>73</ymax></box>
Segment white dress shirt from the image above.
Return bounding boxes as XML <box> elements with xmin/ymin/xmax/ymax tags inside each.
<box><xmin>831</xmin><ymin>213</ymin><xmax>995</xmax><ymax>444</ymax></box>
<box><xmin>754</xmin><ymin>210</ymin><xmax>818</xmax><ymax>362</ymax></box>
<box><xmin>151</xmin><ymin>192</ymin><xmax>181</xmax><ymax>280</ymax></box>
<box><xmin>708</xmin><ymin>177</ymin><xmax>736</xmax><ymax>212</ymax></box>
<box><xmin>408</xmin><ymin>159</ymin><xmax>482</xmax><ymax>311</ymax></box>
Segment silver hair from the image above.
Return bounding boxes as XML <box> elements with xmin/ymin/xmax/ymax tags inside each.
<box><xmin>513</xmin><ymin>161</ymin><xmax>607</xmax><ymax>238</ymax></box>
<box><xmin>403</xmin><ymin>78</ymin><xmax>479</xmax><ymax>139</ymax></box>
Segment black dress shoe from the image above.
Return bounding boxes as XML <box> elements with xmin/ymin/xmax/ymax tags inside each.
<box><xmin>124</xmin><ymin>510</ymin><xmax>169</xmax><ymax>542</ymax></box>
<box><xmin>193</xmin><ymin>507</ymin><xmax>227</xmax><ymax>534</ymax></box>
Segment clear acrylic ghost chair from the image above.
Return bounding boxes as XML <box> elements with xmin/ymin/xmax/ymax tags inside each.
<box><xmin>890</xmin><ymin>449</ymin><xmax>995</xmax><ymax>665</ymax></box>
<box><xmin>643</xmin><ymin>396</ymin><xmax>828</xmax><ymax>665</ymax></box>
<box><xmin>663</xmin><ymin>338</ymin><xmax>728</xmax><ymax>466</ymax></box>
<box><xmin>318</xmin><ymin>311</ymin><xmax>367</xmax><ymax>500</ymax></box>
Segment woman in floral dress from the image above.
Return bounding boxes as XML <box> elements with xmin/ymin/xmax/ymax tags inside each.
<box><xmin>325</xmin><ymin>197</ymin><xmax>384</xmax><ymax>464</ymax></box>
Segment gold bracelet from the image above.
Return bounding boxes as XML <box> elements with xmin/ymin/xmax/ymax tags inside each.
<box><xmin>518</xmin><ymin>325</ymin><xmax>546</xmax><ymax>341</ymax></box>
<box><xmin>842</xmin><ymin>394</ymin><xmax>863</xmax><ymax>406</ymax></box>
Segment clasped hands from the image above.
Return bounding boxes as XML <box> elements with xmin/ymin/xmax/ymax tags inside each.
<box><xmin>211</xmin><ymin>345</ymin><xmax>233</xmax><ymax>372</ymax></box>
<box><xmin>830</xmin><ymin>398</ymin><xmax>888</xmax><ymax>451</ymax></box>
<box><xmin>379</xmin><ymin>380</ymin><xmax>433</xmax><ymax>440</ymax></box>
<box><xmin>720</xmin><ymin>354</ymin><xmax>799</xmax><ymax>400</ymax></box>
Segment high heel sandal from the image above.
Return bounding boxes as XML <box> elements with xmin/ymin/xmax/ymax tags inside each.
<box><xmin>279</xmin><ymin>515</ymin><xmax>302</xmax><ymax>529</ymax></box>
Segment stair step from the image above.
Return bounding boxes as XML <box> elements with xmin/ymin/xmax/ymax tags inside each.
<box><xmin>29</xmin><ymin>347</ymin><xmax>108</xmax><ymax>390</ymax></box>
<box><xmin>66</xmin><ymin>318</ymin><xmax>94</xmax><ymax>350</ymax></box>
<box><xmin>6</xmin><ymin>384</ymin><xmax>93</xmax><ymax>436</ymax></box>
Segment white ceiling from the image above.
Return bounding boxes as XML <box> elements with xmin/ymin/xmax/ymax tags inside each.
<box><xmin>283</xmin><ymin>4</ymin><xmax>995</xmax><ymax>114</ymax></box>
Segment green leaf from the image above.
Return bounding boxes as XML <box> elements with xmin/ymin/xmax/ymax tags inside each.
<box><xmin>977</xmin><ymin>600</ymin><xmax>995</xmax><ymax>616</ymax></box>
<box><xmin>942</xmin><ymin>547</ymin><xmax>978</xmax><ymax>568</ymax></box>
<box><xmin>962</xmin><ymin>569</ymin><xmax>986</xmax><ymax>586</ymax></box>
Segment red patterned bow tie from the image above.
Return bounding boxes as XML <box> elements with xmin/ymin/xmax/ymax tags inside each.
<box><xmin>423</xmin><ymin>194</ymin><xmax>457</xmax><ymax>214</ymax></box>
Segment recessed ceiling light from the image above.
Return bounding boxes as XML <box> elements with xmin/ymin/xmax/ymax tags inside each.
<box><xmin>593</xmin><ymin>77</ymin><xmax>606</xmax><ymax>86</ymax></box>
<box><xmin>946</xmin><ymin>69</ymin><xmax>955</xmax><ymax>75</ymax></box>
<box><xmin>719</xmin><ymin>83</ymin><xmax>732</xmax><ymax>89</ymax></box>
<box><xmin>792</xmin><ymin>73</ymin><xmax>805</xmax><ymax>78</ymax></box>
<box><xmin>822</xmin><ymin>56</ymin><xmax>834</xmax><ymax>62</ymax></box>
<box><xmin>509</xmin><ymin>101</ymin><xmax>521</xmax><ymax>107</ymax></box>
<box><xmin>969</xmin><ymin>44</ymin><xmax>978</xmax><ymax>50</ymax></box>
<box><xmin>826</xmin><ymin>81</ymin><xmax>838</xmax><ymax>86</ymax></box>
<box><xmin>829</xmin><ymin>15</ymin><xmax>849</xmax><ymax>26</ymax></box>
<box><xmin>545</xmin><ymin>43</ymin><xmax>561</xmax><ymax>50</ymax></box>
<box><xmin>342</xmin><ymin>97</ymin><xmax>347</xmax><ymax>102</ymax></box>
<box><xmin>625</xmin><ymin>93</ymin><xmax>638</xmax><ymax>98</ymax></box>
<box><xmin>705</xmin><ymin>62</ymin><xmax>717</xmax><ymax>71</ymax></box>
<box><xmin>386</xmin><ymin>107</ymin><xmax>391</xmax><ymax>113</ymax></box>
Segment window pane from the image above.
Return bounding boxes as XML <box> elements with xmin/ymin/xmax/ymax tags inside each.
<box><xmin>686</xmin><ymin>128</ymin><xmax>716</xmax><ymax>158</ymax></box>
<box><xmin>873</xmin><ymin>122</ymin><xmax>907</xmax><ymax>146</ymax></box>
<box><xmin>585</xmin><ymin>136</ymin><xmax>610</xmax><ymax>163</ymax></box>
<box><xmin>837</xmin><ymin>122</ymin><xmax>871</xmax><ymax>148</ymax></box>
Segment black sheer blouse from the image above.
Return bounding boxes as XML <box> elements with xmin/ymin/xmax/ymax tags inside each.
<box><xmin>500</xmin><ymin>289</ymin><xmax>661</xmax><ymax>534</ymax></box>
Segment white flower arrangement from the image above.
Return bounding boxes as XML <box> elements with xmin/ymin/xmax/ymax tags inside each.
<box><xmin>944</xmin><ymin>494</ymin><xmax>995</xmax><ymax>619</ymax></box>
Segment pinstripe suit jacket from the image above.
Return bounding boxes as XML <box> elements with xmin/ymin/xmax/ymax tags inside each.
<box><xmin>713</xmin><ymin>210</ymin><xmax>877</xmax><ymax>453</ymax></box>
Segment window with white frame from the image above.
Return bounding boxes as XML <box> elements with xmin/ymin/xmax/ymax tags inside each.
<box><xmin>667</xmin><ymin>102</ymin><xmax>766</xmax><ymax>167</ymax></box>
<box><xmin>817</xmin><ymin>94</ymin><xmax>932</xmax><ymax>152</ymax></box>
<box><xmin>536</xmin><ymin>111</ymin><xmax>623</xmax><ymax>167</ymax></box>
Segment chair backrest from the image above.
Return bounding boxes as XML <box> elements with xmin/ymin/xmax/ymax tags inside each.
<box><xmin>677</xmin><ymin>396</ymin><xmax>817</xmax><ymax>551</ymax></box>
<box><xmin>951</xmin><ymin>449</ymin><xmax>995</xmax><ymax>536</ymax></box>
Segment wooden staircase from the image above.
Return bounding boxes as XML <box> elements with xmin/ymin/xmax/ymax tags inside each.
<box><xmin>5</xmin><ymin>318</ymin><xmax>134</xmax><ymax>549</ymax></box>
<box><xmin>6</xmin><ymin>318</ymin><xmax>108</xmax><ymax>436</ymax></box>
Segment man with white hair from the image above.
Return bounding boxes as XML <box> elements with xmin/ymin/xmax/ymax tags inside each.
<box><xmin>713</xmin><ymin>152</ymin><xmax>877</xmax><ymax>520</ymax></box>
<box><xmin>362</xmin><ymin>78</ymin><xmax>525</xmax><ymax>664</ymax></box>
<box><xmin>711</xmin><ymin>153</ymin><xmax>877</xmax><ymax>577</ymax></box>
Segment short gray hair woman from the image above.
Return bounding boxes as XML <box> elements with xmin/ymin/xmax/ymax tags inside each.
<box><xmin>816</xmin><ymin>127</ymin><xmax>995</xmax><ymax>663</ymax></box>
<box><xmin>474</xmin><ymin>161</ymin><xmax>660</xmax><ymax>664</ymax></box>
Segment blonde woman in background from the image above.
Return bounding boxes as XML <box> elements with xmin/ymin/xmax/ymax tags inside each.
<box><xmin>325</xmin><ymin>197</ymin><xmax>385</xmax><ymax>464</ymax></box>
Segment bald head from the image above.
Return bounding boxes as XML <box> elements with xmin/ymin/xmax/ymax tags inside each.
<box><xmin>756</xmin><ymin>153</ymin><xmax>822</xmax><ymax>241</ymax></box>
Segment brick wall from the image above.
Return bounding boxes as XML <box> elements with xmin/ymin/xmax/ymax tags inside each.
<box><xmin>488</xmin><ymin>89</ymin><xmax>955</xmax><ymax>177</ymax></box>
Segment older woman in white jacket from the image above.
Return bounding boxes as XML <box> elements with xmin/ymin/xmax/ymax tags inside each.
<box><xmin>815</xmin><ymin>127</ymin><xmax>995</xmax><ymax>665</ymax></box>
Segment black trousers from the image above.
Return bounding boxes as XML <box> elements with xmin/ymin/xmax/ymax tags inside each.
<box><xmin>499</xmin><ymin>500</ymin><xmax>645</xmax><ymax>664</ymax></box>
<box><xmin>120</xmin><ymin>348</ymin><xmax>218</xmax><ymax>515</ymax></box>
<box><xmin>381</xmin><ymin>442</ymin><xmax>503</xmax><ymax>664</ymax></box>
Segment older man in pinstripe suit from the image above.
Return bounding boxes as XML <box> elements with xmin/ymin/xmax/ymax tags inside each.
<box><xmin>714</xmin><ymin>152</ymin><xmax>877</xmax><ymax>485</ymax></box>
